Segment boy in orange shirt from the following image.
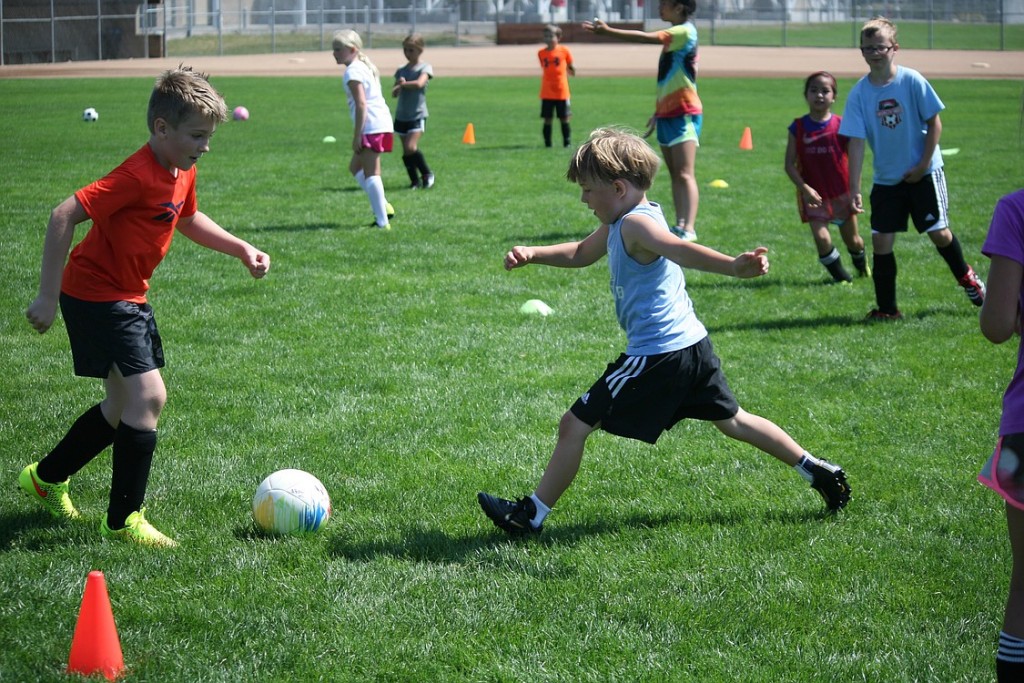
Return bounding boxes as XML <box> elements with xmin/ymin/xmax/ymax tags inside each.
<box><xmin>21</xmin><ymin>66</ymin><xmax>270</xmax><ymax>547</ymax></box>
<box><xmin>538</xmin><ymin>24</ymin><xmax>575</xmax><ymax>148</ymax></box>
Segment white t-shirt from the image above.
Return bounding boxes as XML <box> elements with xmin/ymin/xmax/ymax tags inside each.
<box><xmin>342</xmin><ymin>59</ymin><xmax>394</xmax><ymax>134</ymax></box>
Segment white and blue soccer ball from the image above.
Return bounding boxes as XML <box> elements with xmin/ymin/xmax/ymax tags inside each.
<box><xmin>252</xmin><ymin>469</ymin><xmax>331</xmax><ymax>535</ymax></box>
<box><xmin>82</xmin><ymin>107</ymin><xmax>99</xmax><ymax>122</ymax></box>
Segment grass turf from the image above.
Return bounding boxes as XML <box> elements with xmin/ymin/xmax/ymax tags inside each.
<box><xmin>0</xmin><ymin>73</ymin><xmax>1021</xmax><ymax>681</ymax></box>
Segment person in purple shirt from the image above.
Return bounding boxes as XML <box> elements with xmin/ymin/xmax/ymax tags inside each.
<box><xmin>978</xmin><ymin>189</ymin><xmax>1024</xmax><ymax>682</ymax></box>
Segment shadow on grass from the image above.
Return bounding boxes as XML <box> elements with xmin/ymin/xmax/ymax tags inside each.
<box><xmin>322</xmin><ymin>186</ymin><xmax>364</xmax><ymax>193</ymax></box>
<box><xmin>707</xmin><ymin>304</ymin><xmax>958</xmax><ymax>333</ymax></box>
<box><xmin>328</xmin><ymin>505</ymin><xmax>831</xmax><ymax>566</ymax></box>
<box><xmin>0</xmin><ymin>510</ymin><xmax>87</xmax><ymax>551</ymax></box>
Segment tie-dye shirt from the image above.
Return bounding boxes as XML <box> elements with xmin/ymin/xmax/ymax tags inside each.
<box><xmin>654</xmin><ymin>22</ymin><xmax>702</xmax><ymax>119</ymax></box>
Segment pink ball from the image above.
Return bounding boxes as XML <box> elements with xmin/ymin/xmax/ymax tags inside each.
<box><xmin>233</xmin><ymin>106</ymin><xmax>250</xmax><ymax>121</ymax></box>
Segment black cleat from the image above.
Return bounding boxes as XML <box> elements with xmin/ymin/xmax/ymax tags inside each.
<box><xmin>477</xmin><ymin>492</ymin><xmax>541</xmax><ymax>534</ymax></box>
<box><xmin>808</xmin><ymin>460</ymin><xmax>851</xmax><ymax>511</ymax></box>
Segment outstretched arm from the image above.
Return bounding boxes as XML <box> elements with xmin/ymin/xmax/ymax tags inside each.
<box><xmin>26</xmin><ymin>195</ymin><xmax>89</xmax><ymax>334</ymax></box>
<box><xmin>505</xmin><ymin>225</ymin><xmax>609</xmax><ymax>270</ymax></box>
<box><xmin>622</xmin><ymin>214</ymin><xmax>769</xmax><ymax>278</ymax></box>
<box><xmin>176</xmin><ymin>211</ymin><xmax>270</xmax><ymax>278</ymax></box>
<box><xmin>582</xmin><ymin>19</ymin><xmax>663</xmax><ymax>44</ymax></box>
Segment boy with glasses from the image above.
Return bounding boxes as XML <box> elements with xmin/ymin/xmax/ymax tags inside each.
<box><xmin>840</xmin><ymin>17</ymin><xmax>985</xmax><ymax>320</ymax></box>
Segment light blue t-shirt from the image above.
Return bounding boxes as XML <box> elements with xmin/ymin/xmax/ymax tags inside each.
<box><xmin>839</xmin><ymin>65</ymin><xmax>944</xmax><ymax>186</ymax></box>
<box><xmin>607</xmin><ymin>201</ymin><xmax>707</xmax><ymax>356</ymax></box>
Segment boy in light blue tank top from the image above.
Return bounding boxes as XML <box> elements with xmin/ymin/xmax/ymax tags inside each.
<box><xmin>478</xmin><ymin>128</ymin><xmax>851</xmax><ymax>534</ymax></box>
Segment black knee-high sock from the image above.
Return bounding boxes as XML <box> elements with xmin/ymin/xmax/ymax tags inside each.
<box><xmin>819</xmin><ymin>247</ymin><xmax>852</xmax><ymax>282</ymax></box>
<box><xmin>937</xmin><ymin>233</ymin><xmax>970</xmax><ymax>281</ymax></box>
<box><xmin>37</xmin><ymin>403</ymin><xmax>116</xmax><ymax>483</ymax></box>
<box><xmin>561</xmin><ymin>121</ymin><xmax>571</xmax><ymax>147</ymax></box>
<box><xmin>107</xmin><ymin>423</ymin><xmax>156</xmax><ymax>529</ymax></box>
<box><xmin>411</xmin><ymin>150</ymin><xmax>431</xmax><ymax>177</ymax></box>
<box><xmin>401</xmin><ymin>154</ymin><xmax>419</xmax><ymax>185</ymax></box>
<box><xmin>542</xmin><ymin>123</ymin><xmax>552</xmax><ymax>147</ymax></box>
<box><xmin>997</xmin><ymin>631</ymin><xmax>1024</xmax><ymax>682</ymax></box>
<box><xmin>873</xmin><ymin>252</ymin><xmax>899</xmax><ymax>313</ymax></box>
<box><xmin>849</xmin><ymin>249</ymin><xmax>868</xmax><ymax>273</ymax></box>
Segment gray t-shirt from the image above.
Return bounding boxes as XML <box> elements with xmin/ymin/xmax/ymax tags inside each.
<box><xmin>394</xmin><ymin>62</ymin><xmax>433</xmax><ymax>122</ymax></box>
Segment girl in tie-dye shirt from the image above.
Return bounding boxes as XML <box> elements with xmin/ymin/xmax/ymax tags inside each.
<box><xmin>584</xmin><ymin>0</ymin><xmax>703</xmax><ymax>242</ymax></box>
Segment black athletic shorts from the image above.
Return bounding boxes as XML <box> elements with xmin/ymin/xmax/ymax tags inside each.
<box><xmin>869</xmin><ymin>167</ymin><xmax>948</xmax><ymax>234</ymax></box>
<box><xmin>570</xmin><ymin>337</ymin><xmax>739</xmax><ymax>444</ymax></box>
<box><xmin>60</xmin><ymin>293</ymin><xmax>164</xmax><ymax>378</ymax></box>
<box><xmin>540</xmin><ymin>99</ymin><xmax>571</xmax><ymax>120</ymax></box>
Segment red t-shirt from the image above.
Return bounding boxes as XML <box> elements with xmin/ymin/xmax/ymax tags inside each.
<box><xmin>64</xmin><ymin>144</ymin><xmax>197</xmax><ymax>303</ymax></box>
<box><xmin>538</xmin><ymin>44</ymin><xmax>573</xmax><ymax>101</ymax></box>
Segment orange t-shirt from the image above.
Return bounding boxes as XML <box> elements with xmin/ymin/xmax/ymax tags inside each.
<box><xmin>538</xmin><ymin>44</ymin><xmax>573</xmax><ymax>101</ymax></box>
<box><xmin>64</xmin><ymin>144</ymin><xmax>197</xmax><ymax>303</ymax></box>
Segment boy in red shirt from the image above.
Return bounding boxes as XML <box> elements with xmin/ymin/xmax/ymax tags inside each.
<box><xmin>538</xmin><ymin>24</ymin><xmax>575</xmax><ymax>148</ymax></box>
<box><xmin>21</xmin><ymin>65</ymin><xmax>270</xmax><ymax>547</ymax></box>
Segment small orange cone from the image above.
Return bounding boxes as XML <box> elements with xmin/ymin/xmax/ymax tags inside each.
<box><xmin>67</xmin><ymin>571</ymin><xmax>125</xmax><ymax>680</ymax></box>
<box><xmin>462</xmin><ymin>123</ymin><xmax>475</xmax><ymax>145</ymax></box>
<box><xmin>739</xmin><ymin>126</ymin><xmax>753</xmax><ymax>150</ymax></box>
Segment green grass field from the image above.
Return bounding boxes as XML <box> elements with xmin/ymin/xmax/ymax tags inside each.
<box><xmin>0</xmin><ymin>72</ymin><xmax>1021</xmax><ymax>681</ymax></box>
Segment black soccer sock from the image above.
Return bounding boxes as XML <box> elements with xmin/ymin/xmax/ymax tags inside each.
<box><xmin>819</xmin><ymin>247</ymin><xmax>852</xmax><ymax>282</ymax></box>
<box><xmin>850</xmin><ymin>249</ymin><xmax>868</xmax><ymax>274</ymax></box>
<box><xmin>872</xmin><ymin>252</ymin><xmax>898</xmax><ymax>314</ymax></box>
<box><xmin>937</xmin><ymin>233</ymin><xmax>970</xmax><ymax>281</ymax></box>
<box><xmin>37</xmin><ymin>403</ymin><xmax>116</xmax><ymax>483</ymax></box>
<box><xmin>561</xmin><ymin>122</ymin><xmax>571</xmax><ymax>147</ymax></box>
<box><xmin>997</xmin><ymin>631</ymin><xmax>1024</xmax><ymax>682</ymax></box>
<box><xmin>401</xmin><ymin>154</ymin><xmax>419</xmax><ymax>185</ymax></box>
<box><xmin>412</xmin><ymin>150</ymin><xmax>432</xmax><ymax>177</ymax></box>
<box><xmin>107</xmin><ymin>423</ymin><xmax>157</xmax><ymax>529</ymax></box>
<box><xmin>542</xmin><ymin>123</ymin><xmax>552</xmax><ymax>147</ymax></box>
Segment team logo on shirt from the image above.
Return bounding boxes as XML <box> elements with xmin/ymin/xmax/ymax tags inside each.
<box><xmin>876</xmin><ymin>98</ymin><xmax>902</xmax><ymax>129</ymax></box>
<box><xmin>152</xmin><ymin>201</ymin><xmax>184</xmax><ymax>223</ymax></box>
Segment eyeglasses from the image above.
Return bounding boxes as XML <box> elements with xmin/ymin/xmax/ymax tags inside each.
<box><xmin>860</xmin><ymin>45</ymin><xmax>894</xmax><ymax>54</ymax></box>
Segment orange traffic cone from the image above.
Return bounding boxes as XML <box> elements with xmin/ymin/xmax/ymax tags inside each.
<box><xmin>739</xmin><ymin>126</ymin><xmax>753</xmax><ymax>150</ymax></box>
<box><xmin>67</xmin><ymin>571</ymin><xmax>125</xmax><ymax>680</ymax></box>
<box><xmin>462</xmin><ymin>123</ymin><xmax>476</xmax><ymax>145</ymax></box>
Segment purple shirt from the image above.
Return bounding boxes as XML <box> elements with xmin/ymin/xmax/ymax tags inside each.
<box><xmin>982</xmin><ymin>189</ymin><xmax>1024</xmax><ymax>436</ymax></box>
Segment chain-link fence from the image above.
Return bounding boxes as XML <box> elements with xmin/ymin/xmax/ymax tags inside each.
<box><xmin>2</xmin><ymin>0</ymin><xmax>1022</xmax><ymax>64</ymax></box>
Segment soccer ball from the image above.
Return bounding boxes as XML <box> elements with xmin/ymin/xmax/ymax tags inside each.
<box><xmin>232</xmin><ymin>105</ymin><xmax>249</xmax><ymax>121</ymax></box>
<box><xmin>82</xmin><ymin>107</ymin><xmax>98</xmax><ymax>122</ymax></box>
<box><xmin>252</xmin><ymin>469</ymin><xmax>331</xmax><ymax>535</ymax></box>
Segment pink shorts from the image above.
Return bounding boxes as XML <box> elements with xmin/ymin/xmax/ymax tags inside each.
<box><xmin>979</xmin><ymin>433</ymin><xmax>1024</xmax><ymax>511</ymax></box>
<box><xmin>798</xmin><ymin>191</ymin><xmax>853</xmax><ymax>225</ymax></box>
<box><xmin>361</xmin><ymin>132</ymin><xmax>393</xmax><ymax>153</ymax></box>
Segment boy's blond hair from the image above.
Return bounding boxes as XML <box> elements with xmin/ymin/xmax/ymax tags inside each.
<box><xmin>861</xmin><ymin>16</ymin><xmax>897</xmax><ymax>44</ymax></box>
<box><xmin>567</xmin><ymin>128</ymin><xmax>660</xmax><ymax>191</ymax></box>
<box><xmin>332</xmin><ymin>29</ymin><xmax>380</xmax><ymax>78</ymax></box>
<box><xmin>403</xmin><ymin>32</ymin><xmax>425</xmax><ymax>51</ymax></box>
<box><xmin>147</xmin><ymin>65</ymin><xmax>227</xmax><ymax>133</ymax></box>
<box><xmin>543</xmin><ymin>24</ymin><xmax>562</xmax><ymax>38</ymax></box>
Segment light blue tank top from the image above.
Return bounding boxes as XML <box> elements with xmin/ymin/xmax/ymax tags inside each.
<box><xmin>607</xmin><ymin>201</ymin><xmax>707</xmax><ymax>355</ymax></box>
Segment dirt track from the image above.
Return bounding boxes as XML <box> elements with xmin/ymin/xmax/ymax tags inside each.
<box><xmin>1</xmin><ymin>44</ymin><xmax>1021</xmax><ymax>80</ymax></box>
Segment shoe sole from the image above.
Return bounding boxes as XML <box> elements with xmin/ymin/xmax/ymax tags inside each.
<box><xmin>812</xmin><ymin>470</ymin><xmax>851</xmax><ymax>511</ymax></box>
